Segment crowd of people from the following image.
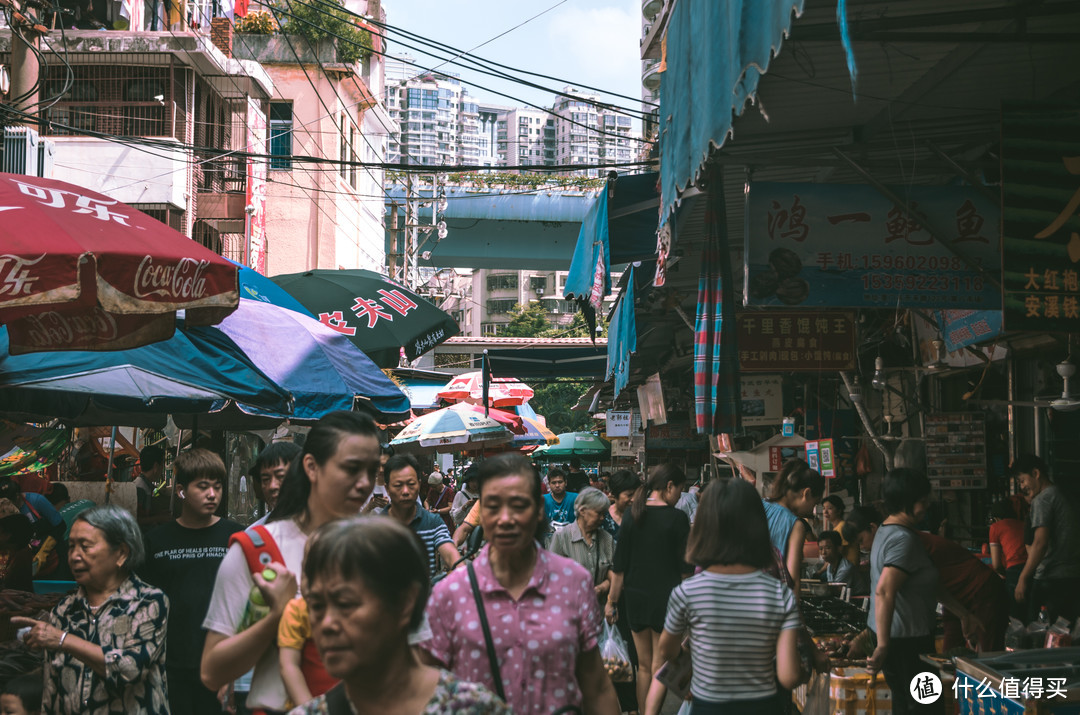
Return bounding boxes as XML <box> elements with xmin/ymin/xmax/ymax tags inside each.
<box><xmin>0</xmin><ymin>411</ymin><xmax>1077</xmax><ymax>715</ymax></box>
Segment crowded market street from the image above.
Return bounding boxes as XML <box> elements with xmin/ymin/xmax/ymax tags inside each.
<box><xmin>1</xmin><ymin>0</ymin><xmax>1080</xmax><ymax>714</ymax></box>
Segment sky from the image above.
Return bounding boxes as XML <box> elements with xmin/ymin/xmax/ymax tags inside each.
<box><xmin>380</xmin><ymin>0</ymin><xmax>644</xmax><ymax>112</ymax></box>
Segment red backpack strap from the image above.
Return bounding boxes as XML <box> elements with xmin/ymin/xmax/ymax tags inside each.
<box><xmin>228</xmin><ymin>525</ymin><xmax>285</xmax><ymax>576</ymax></box>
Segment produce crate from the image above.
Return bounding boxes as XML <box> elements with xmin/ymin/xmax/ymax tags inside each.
<box><xmin>829</xmin><ymin>667</ymin><xmax>892</xmax><ymax>715</ymax></box>
<box><xmin>793</xmin><ymin>666</ymin><xmax>892</xmax><ymax>714</ymax></box>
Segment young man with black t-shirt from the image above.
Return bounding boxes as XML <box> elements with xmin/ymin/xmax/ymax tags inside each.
<box><xmin>141</xmin><ymin>448</ymin><xmax>243</xmax><ymax>715</ymax></box>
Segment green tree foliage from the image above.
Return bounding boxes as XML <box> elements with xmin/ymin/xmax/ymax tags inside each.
<box><xmin>281</xmin><ymin>0</ymin><xmax>373</xmax><ymax>65</ymax></box>
<box><xmin>530</xmin><ymin>380</ymin><xmax>593</xmax><ymax>435</ymax></box>
<box><xmin>497</xmin><ymin>303</ymin><xmax>600</xmax><ymax>435</ymax></box>
<box><xmin>502</xmin><ymin>302</ymin><xmax>550</xmax><ymax>338</ymax></box>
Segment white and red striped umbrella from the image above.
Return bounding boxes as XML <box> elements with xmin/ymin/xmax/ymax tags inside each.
<box><xmin>435</xmin><ymin>370</ymin><xmax>534</xmax><ymax>408</ymax></box>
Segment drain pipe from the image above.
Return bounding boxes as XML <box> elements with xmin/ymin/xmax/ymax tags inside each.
<box><xmin>840</xmin><ymin>371</ymin><xmax>894</xmax><ymax>472</ymax></box>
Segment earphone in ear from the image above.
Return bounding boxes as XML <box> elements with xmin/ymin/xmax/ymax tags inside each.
<box><xmin>178</xmin><ymin>490</ymin><xmax>185</xmax><ymax>499</ymax></box>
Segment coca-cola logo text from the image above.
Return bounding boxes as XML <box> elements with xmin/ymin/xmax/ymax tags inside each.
<box><xmin>134</xmin><ymin>257</ymin><xmax>210</xmax><ymax>300</ymax></box>
<box><xmin>18</xmin><ymin>308</ymin><xmax>119</xmax><ymax>349</ymax></box>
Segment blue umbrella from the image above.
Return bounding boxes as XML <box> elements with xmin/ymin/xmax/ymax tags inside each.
<box><xmin>213</xmin><ymin>299</ymin><xmax>410</xmax><ymax>422</ymax></box>
<box><xmin>230</xmin><ymin>260</ymin><xmax>315</xmax><ymax>318</ymax></box>
<box><xmin>0</xmin><ymin>322</ymin><xmax>293</xmax><ymax>426</ymax></box>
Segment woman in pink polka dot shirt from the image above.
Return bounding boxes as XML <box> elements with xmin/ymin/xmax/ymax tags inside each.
<box><xmin>418</xmin><ymin>453</ymin><xmax>621</xmax><ymax>715</ymax></box>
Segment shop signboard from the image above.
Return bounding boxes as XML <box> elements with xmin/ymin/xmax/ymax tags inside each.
<box><xmin>740</xmin><ymin>375</ymin><xmax>783</xmax><ymax>426</ymax></box>
<box><xmin>738</xmin><ymin>312</ymin><xmax>856</xmax><ymax>372</ymax></box>
<box><xmin>606</xmin><ymin>411</ymin><xmax>631</xmax><ymax>437</ymax></box>
<box><xmin>744</xmin><ymin>182</ymin><xmax>999</xmax><ymax>309</ymax></box>
<box><xmin>610</xmin><ymin>438</ymin><xmax>634</xmax><ymax>457</ymax></box>
<box><xmin>1001</xmin><ymin>103</ymin><xmax>1080</xmax><ymax>332</ymax></box>
<box><xmin>769</xmin><ymin>446</ymin><xmax>784</xmax><ymax>472</ymax></box>
<box><xmin>646</xmin><ymin>421</ymin><xmax>709</xmax><ymax>451</ymax></box>
<box><xmin>937</xmin><ymin>309</ymin><xmax>1003</xmax><ymax>353</ymax></box>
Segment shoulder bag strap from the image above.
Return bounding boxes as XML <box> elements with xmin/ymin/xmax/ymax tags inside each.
<box><xmin>323</xmin><ymin>682</ymin><xmax>352</xmax><ymax>715</ymax></box>
<box><xmin>467</xmin><ymin>562</ymin><xmax>506</xmax><ymax>702</ymax></box>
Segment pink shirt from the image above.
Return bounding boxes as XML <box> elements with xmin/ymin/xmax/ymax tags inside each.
<box><xmin>420</xmin><ymin>544</ymin><xmax>603</xmax><ymax>715</ymax></box>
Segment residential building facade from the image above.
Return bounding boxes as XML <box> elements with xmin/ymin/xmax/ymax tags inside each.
<box><xmin>2</xmin><ymin>29</ymin><xmax>274</xmax><ymax>266</ymax></box>
<box><xmin>232</xmin><ymin>8</ymin><xmax>393</xmax><ymax>274</ymax></box>
<box><xmin>419</xmin><ymin>268</ymin><xmax>622</xmax><ymax>338</ymax></box>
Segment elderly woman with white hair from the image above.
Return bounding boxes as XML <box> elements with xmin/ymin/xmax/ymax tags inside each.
<box><xmin>13</xmin><ymin>504</ymin><xmax>169</xmax><ymax>714</ymax></box>
<box><xmin>550</xmin><ymin>486</ymin><xmax>616</xmax><ymax>600</ymax></box>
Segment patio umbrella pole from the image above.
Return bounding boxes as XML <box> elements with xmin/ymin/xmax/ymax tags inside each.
<box><xmin>104</xmin><ymin>425</ymin><xmax>118</xmax><ymax>504</ymax></box>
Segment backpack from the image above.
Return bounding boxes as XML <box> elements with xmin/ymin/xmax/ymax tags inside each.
<box><xmin>228</xmin><ymin>524</ymin><xmax>284</xmax><ymax>630</ymax></box>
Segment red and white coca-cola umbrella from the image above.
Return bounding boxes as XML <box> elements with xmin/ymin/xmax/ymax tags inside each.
<box><xmin>0</xmin><ymin>173</ymin><xmax>238</xmax><ymax>354</ymax></box>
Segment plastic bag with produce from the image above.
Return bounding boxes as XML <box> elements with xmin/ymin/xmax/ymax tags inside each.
<box><xmin>599</xmin><ymin>621</ymin><xmax>633</xmax><ymax>682</ymax></box>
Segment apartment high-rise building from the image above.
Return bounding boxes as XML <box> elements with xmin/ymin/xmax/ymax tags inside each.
<box><xmin>385</xmin><ymin>55</ymin><xmax>485</xmax><ymax>166</ymax></box>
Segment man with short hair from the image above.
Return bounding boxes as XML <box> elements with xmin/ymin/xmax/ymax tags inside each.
<box><xmin>565</xmin><ymin>457</ymin><xmax>589</xmax><ymax>493</ymax></box>
<box><xmin>136</xmin><ymin>445</ymin><xmax>166</xmax><ymax>520</ymax></box>
<box><xmin>1011</xmin><ymin>454</ymin><xmax>1080</xmax><ymax>624</ymax></box>
<box><xmin>142</xmin><ymin>448</ymin><xmax>243</xmax><ymax>715</ymax></box>
<box><xmin>543</xmin><ymin>470</ymin><xmax>576</xmax><ymax>524</ymax></box>
<box><xmin>381</xmin><ymin>454</ymin><xmax>461</xmax><ymax>577</ymax></box>
<box><xmin>251</xmin><ymin>441</ymin><xmax>301</xmax><ymax>524</ymax></box>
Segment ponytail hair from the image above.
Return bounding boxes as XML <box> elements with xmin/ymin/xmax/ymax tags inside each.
<box><xmin>768</xmin><ymin>458</ymin><xmax>825</xmax><ymax>501</ymax></box>
<box><xmin>630</xmin><ymin>463</ymin><xmax>686</xmax><ymax>524</ymax></box>
<box><xmin>269</xmin><ymin>411</ymin><xmax>379</xmax><ymax>524</ymax></box>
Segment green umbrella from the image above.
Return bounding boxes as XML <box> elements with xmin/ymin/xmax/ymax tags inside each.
<box><xmin>533</xmin><ymin>432</ymin><xmax>611</xmax><ymax>461</ymax></box>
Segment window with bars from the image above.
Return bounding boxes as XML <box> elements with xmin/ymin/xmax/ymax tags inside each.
<box><xmin>269</xmin><ymin>102</ymin><xmax>293</xmax><ymax>171</ymax></box>
<box><xmin>486</xmin><ymin>274</ymin><xmax>518</xmax><ymax>292</ymax></box>
<box><xmin>487</xmin><ymin>299</ymin><xmax>517</xmax><ymax>314</ymax></box>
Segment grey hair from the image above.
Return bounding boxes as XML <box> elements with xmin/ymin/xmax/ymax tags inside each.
<box><xmin>574</xmin><ymin>487</ymin><xmax>610</xmax><ymax>518</ymax></box>
<box><xmin>73</xmin><ymin>505</ymin><xmax>145</xmax><ymax>570</ymax></box>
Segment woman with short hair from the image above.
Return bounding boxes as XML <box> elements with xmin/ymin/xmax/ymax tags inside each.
<box><xmin>14</xmin><ymin>505</ymin><xmax>169</xmax><ymax>714</ymax></box>
<box><xmin>550</xmin><ymin>487</ymin><xmax>616</xmax><ymax>601</ymax></box>
<box><xmin>645</xmin><ymin>478</ymin><xmax>801</xmax><ymax>715</ymax></box>
<box><xmin>420</xmin><ymin>453</ymin><xmax>620</xmax><ymax>715</ymax></box>
<box><xmin>288</xmin><ymin>516</ymin><xmax>508</xmax><ymax>714</ymax></box>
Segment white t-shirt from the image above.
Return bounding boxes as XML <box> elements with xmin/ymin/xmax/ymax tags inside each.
<box><xmin>203</xmin><ymin>518</ymin><xmax>306</xmax><ymax>711</ymax></box>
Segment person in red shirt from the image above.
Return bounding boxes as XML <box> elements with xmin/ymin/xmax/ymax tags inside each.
<box><xmin>988</xmin><ymin>499</ymin><xmax>1027</xmax><ymax>619</ymax></box>
<box><xmin>919</xmin><ymin>532</ymin><xmax>1009</xmax><ymax>652</ymax></box>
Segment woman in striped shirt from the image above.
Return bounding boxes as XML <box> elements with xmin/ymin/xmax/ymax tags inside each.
<box><xmin>645</xmin><ymin>478</ymin><xmax>802</xmax><ymax>715</ymax></box>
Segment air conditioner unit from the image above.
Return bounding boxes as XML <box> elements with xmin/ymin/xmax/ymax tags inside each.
<box><xmin>3</xmin><ymin>125</ymin><xmax>39</xmax><ymax>176</ymax></box>
<box><xmin>535</xmin><ymin>288</ymin><xmax>545</xmax><ymax>297</ymax></box>
<box><xmin>37</xmin><ymin>137</ymin><xmax>54</xmax><ymax>178</ymax></box>
<box><xmin>550</xmin><ymin>306</ymin><xmax>560</xmax><ymax>314</ymax></box>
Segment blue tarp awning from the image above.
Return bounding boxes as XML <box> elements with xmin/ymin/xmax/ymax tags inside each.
<box><xmin>565</xmin><ymin>173</ymin><xmax>661</xmax><ymax>307</ymax></box>
<box><xmin>659</xmin><ymin>0</ymin><xmax>805</xmax><ymax>219</ymax></box>
<box><xmin>606</xmin><ymin>266</ymin><xmax>637</xmax><ymax>398</ymax></box>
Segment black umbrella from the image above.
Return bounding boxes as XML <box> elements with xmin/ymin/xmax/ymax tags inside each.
<box><xmin>270</xmin><ymin>270</ymin><xmax>460</xmax><ymax>368</ymax></box>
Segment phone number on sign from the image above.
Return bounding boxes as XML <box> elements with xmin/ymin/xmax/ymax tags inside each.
<box><xmin>861</xmin><ymin>273</ymin><xmax>986</xmax><ymax>292</ymax></box>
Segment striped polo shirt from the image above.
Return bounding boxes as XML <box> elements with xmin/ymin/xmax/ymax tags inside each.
<box><xmin>380</xmin><ymin>504</ymin><xmax>454</xmax><ymax>577</ymax></box>
<box><xmin>664</xmin><ymin>569</ymin><xmax>800</xmax><ymax>703</ymax></box>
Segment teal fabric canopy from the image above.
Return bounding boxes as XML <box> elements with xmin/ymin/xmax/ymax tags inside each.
<box><xmin>659</xmin><ymin>0</ymin><xmax>805</xmax><ymax>219</ymax></box>
<box><xmin>607</xmin><ymin>266</ymin><xmax>637</xmax><ymax>399</ymax></box>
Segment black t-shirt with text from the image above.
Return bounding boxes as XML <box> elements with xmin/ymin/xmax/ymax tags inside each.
<box><xmin>140</xmin><ymin>518</ymin><xmax>244</xmax><ymax>670</ymax></box>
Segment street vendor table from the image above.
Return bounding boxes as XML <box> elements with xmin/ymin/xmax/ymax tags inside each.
<box><xmin>954</xmin><ymin>649</ymin><xmax>1080</xmax><ymax>714</ymax></box>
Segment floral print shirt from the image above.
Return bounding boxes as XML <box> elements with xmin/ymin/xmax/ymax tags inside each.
<box><xmin>44</xmin><ymin>574</ymin><xmax>169</xmax><ymax>715</ymax></box>
<box><xmin>288</xmin><ymin>669</ymin><xmax>510</xmax><ymax>714</ymax></box>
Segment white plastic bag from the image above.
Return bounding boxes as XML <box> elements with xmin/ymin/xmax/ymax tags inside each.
<box><xmin>599</xmin><ymin>621</ymin><xmax>633</xmax><ymax>682</ymax></box>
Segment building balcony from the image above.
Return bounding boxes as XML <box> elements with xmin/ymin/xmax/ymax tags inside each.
<box><xmin>642</xmin><ymin>59</ymin><xmax>662</xmax><ymax>91</ymax></box>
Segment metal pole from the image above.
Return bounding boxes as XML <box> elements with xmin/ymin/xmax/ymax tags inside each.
<box><xmin>9</xmin><ymin>9</ymin><xmax>40</xmax><ymax>124</ymax></box>
<box><xmin>104</xmin><ymin>426</ymin><xmax>118</xmax><ymax>505</ymax></box>
<box><xmin>389</xmin><ymin>201</ymin><xmax>399</xmax><ymax>279</ymax></box>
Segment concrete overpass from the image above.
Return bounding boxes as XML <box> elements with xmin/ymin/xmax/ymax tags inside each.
<box><xmin>383</xmin><ymin>173</ymin><xmax>660</xmax><ymax>270</ymax></box>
